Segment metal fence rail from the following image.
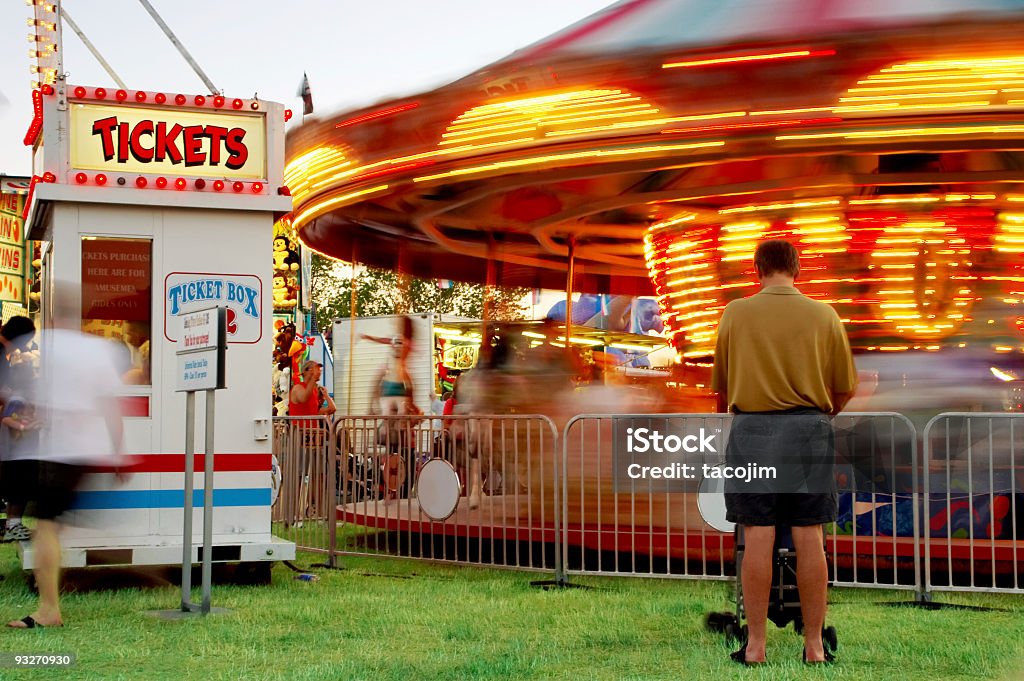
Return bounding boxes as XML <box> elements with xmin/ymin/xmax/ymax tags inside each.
<box><xmin>273</xmin><ymin>414</ymin><xmax>560</xmax><ymax>572</ymax></box>
<box><xmin>271</xmin><ymin>415</ymin><xmax>338</xmax><ymax>565</ymax></box>
<box><xmin>559</xmin><ymin>412</ymin><xmax>922</xmax><ymax>592</ymax></box>
<box><xmin>923</xmin><ymin>413</ymin><xmax>1023</xmax><ymax>596</ymax></box>
<box><xmin>560</xmin><ymin>413</ymin><xmax>734</xmax><ymax>582</ymax></box>
<box><xmin>270</xmin><ymin>410</ymin><xmax>1024</xmax><ymax>601</ymax></box>
<box><xmin>828</xmin><ymin>412</ymin><xmax>920</xmax><ymax>592</ymax></box>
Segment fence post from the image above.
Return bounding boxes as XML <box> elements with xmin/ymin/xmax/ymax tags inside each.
<box><xmin>920</xmin><ymin>414</ymin><xmax>939</xmax><ymax>603</ymax></box>
<box><xmin>327</xmin><ymin>416</ymin><xmax>339</xmax><ymax>568</ymax></box>
<box><xmin>553</xmin><ymin>415</ymin><xmax>566</xmax><ymax>585</ymax></box>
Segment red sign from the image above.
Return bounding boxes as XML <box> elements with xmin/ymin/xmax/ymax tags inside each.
<box><xmin>81</xmin><ymin>239</ymin><xmax>151</xmax><ymax>322</ymax></box>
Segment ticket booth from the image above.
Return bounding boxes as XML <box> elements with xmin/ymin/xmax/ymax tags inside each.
<box><xmin>21</xmin><ymin>84</ymin><xmax>296</xmax><ymax>569</ymax></box>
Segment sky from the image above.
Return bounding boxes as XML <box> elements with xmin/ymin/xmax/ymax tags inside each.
<box><xmin>0</xmin><ymin>0</ymin><xmax>617</xmax><ymax>177</ymax></box>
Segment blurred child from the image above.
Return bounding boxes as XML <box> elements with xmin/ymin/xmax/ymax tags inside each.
<box><xmin>0</xmin><ymin>362</ymin><xmax>40</xmax><ymax>543</ymax></box>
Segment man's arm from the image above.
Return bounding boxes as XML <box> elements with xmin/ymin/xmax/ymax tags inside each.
<box><xmin>715</xmin><ymin>389</ymin><xmax>729</xmax><ymax>414</ymax></box>
<box><xmin>829</xmin><ymin>312</ymin><xmax>858</xmax><ymax>416</ymax></box>
<box><xmin>290</xmin><ymin>379</ymin><xmax>318</xmax><ymax>405</ymax></box>
<box><xmin>318</xmin><ymin>387</ymin><xmax>336</xmax><ymax>416</ymax></box>
<box><xmin>829</xmin><ymin>389</ymin><xmax>856</xmax><ymax>416</ymax></box>
<box><xmin>711</xmin><ymin>307</ymin><xmax>730</xmax><ymax>414</ymax></box>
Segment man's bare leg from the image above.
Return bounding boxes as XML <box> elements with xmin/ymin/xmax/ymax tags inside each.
<box><xmin>792</xmin><ymin>524</ymin><xmax>828</xmax><ymax>661</ymax></box>
<box><xmin>9</xmin><ymin>520</ymin><xmax>63</xmax><ymax>627</ymax></box>
<box><xmin>740</xmin><ymin>525</ymin><xmax>775</xmax><ymax>662</ymax></box>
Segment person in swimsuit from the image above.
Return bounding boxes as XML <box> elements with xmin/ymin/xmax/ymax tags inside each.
<box><xmin>363</xmin><ymin>316</ymin><xmax>415</xmax><ymax>415</ymax></box>
<box><xmin>363</xmin><ymin>317</ymin><xmax>417</xmax><ymax>502</ymax></box>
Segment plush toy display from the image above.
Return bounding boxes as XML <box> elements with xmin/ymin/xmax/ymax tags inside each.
<box><xmin>283</xmin><ymin>245</ymin><xmax>301</xmax><ymax>271</ymax></box>
<box><xmin>272</xmin><ymin>237</ymin><xmax>291</xmax><ymax>270</ymax></box>
<box><xmin>272</xmin><ymin>275</ymin><xmax>290</xmax><ymax>308</ymax></box>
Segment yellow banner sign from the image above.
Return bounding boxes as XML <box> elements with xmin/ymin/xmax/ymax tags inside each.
<box><xmin>0</xmin><ymin>192</ymin><xmax>23</xmax><ymax>217</ymax></box>
<box><xmin>0</xmin><ymin>276</ymin><xmax>24</xmax><ymax>304</ymax></box>
<box><xmin>0</xmin><ymin>210</ymin><xmax>23</xmax><ymax>247</ymax></box>
<box><xmin>70</xmin><ymin>103</ymin><xmax>267</xmax><ymax>180</ymax></box>
<box><xmin>0</xmin><ymin>243</ymin><xmax>23</xmax><ymax>277</ymax></box>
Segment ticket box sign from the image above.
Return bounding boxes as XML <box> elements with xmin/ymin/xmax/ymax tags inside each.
<box><xmin>69</xmin><ymin>102</ymin><xmax>267</xmax><ymax>180</ymax></box>
<box><xmin>175</xmin><ymin>306</ymin><xmax>226</xmax><ymax>392</ymax></box>
<box><xmin>164</xmin><ymin>272</ymin><xmax>262</xmax><ymax>344</ymax></box>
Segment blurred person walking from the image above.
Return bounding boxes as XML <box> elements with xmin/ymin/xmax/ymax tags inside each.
<box><xmin>712</xmin><ymin>240</ymin><xmax>857</xmax><ymax>664</ymax></box>
<box><xmin>0</xmin><ymin>315</ymin><xmax>37</xmax><ymax>543</ymax></box>
<box><xmin>7</xmin><ymin>300</ymin><xmax>125</xmax><ymax>629</ymax></box>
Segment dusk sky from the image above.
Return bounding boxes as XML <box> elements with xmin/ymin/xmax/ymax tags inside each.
<box><xmin>1</xmin><ymin>0</ymin><xmax>616</xmax><ymax>176</ymax></box>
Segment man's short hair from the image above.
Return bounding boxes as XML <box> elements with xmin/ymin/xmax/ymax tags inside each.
<box><xmin>1</xmin><ymin>316</ymin><xmax>35</xmax><ymax>345</ymax></box>
<box><xmin>754</xmin><ymin>239</ymin><xmax>800</xmax><ymax>278</ymax></box>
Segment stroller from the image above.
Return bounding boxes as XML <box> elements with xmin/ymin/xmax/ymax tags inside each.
<box><xmin>705</xmin><ymin>525</ymin><xmax>838</xmax><ymax>655</ymax></box>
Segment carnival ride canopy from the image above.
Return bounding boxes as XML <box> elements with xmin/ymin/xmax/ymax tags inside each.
<box><xmin>286</xmin><ymin>0</ymin><xmax>1024</xmax><ymax>357</ymax></box>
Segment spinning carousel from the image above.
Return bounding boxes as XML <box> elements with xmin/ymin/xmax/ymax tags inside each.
<box><xmin>284</xmin><ymin>0</ymin><xmax>1024</xmax><ymax>571</ymax></box>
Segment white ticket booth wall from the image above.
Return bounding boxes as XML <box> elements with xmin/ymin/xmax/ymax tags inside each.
<box><xmin>23</xmin><ymin>85</ymin><xmax>296</xmax><ymax>568</ymax></box>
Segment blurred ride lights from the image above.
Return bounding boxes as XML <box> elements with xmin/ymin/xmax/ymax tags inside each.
<box><xmin>644</xmin><ymin>196</ymin><xmax>1024</xmax><ymax>359</ymax></box>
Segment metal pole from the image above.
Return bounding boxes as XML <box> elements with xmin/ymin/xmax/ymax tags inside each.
<box><xmin>200</xmin><ymin>389</ymin><xmax>216</xmax><ymax>614</ymax></box>
<box><xmin>180</xmin><ymin>390</ymin><xmax>196</xmax><ymax>611</ymax></box>
<box><xmin>565</xmin><ymin>237</ymin><xmax>576</xmax><ymax>359</ymax></box>
<box><xmin>60</xmin><ymin>7</ymin><xmax>128</xmax><ymax>89</ymax></box>
<box><xmin>481</xmin><ymin>241</ymin><xmax>497</xmax><ymax>355</ymax></box>
<box><xmin>347</xmin><ymin>254</ymin><xmax>356</xmax><ymax>416</ymax></box>
<box><xmin>136</xmin><ymin>0</ymin><xmax>220</xmax><ymax>94</ymax></box>
<box><xmin>54</xmin><ymin>0</ymin><xmax>65</xmax><ymax>106</ymax></box>
<box><xmin>327</xmin><ymin>417</ymin><xmax>338</xmax><ymax>568</ymax></box>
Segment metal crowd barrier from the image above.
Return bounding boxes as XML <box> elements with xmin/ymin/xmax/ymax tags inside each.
<box><xmin>271</xmin><ymin>415</ymin><xmax>338</xmax><ymax>566</ymax></box>
<box><xmin>269</xmin><ymin>410</ymin><xmax>1023</xmax><ymax>601</ymax></box>
<box><xmin>275</xmin><ymin>414</ymin><xmax>560</xmax><ymax>572</ymax></box>
<box><xmin>559</xmin><ymin>413</ymin><xmax>733</xmax><ymax>582</ymax></box>
<box><xmin>828</xmin><ymin>413</ymin><xmax>920</xmax><ymax>592</ymax></box>
<box><xmin>922</xmin><ymin>413</ymin><xmax>1023</xmax><ymax>596</ymax></box>
<box><xmin>558</xmin><ymin>412</ymin><xmax>921</xmax><ymax>593</ymax></box>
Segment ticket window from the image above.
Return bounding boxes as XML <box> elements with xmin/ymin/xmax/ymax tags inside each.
<box><xmin>80</xmin><ymin>237</ymin><xmax>153</xmax><ymax>387</ymax></box>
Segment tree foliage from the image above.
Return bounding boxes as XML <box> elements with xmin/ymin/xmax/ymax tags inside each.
<box><xmin>310</xmin><ymin>254</ymin><xmax>529</xmax><ymax>329</ymax></box>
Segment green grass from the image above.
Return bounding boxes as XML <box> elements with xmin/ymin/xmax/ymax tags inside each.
<box><xmin>0</xmin><ymin>544</ymin><xmax>1022</xmax><ymax>681</ymax></box>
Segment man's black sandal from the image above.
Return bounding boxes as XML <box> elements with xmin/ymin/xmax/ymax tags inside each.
<box><xmin>803</xmin><ymin>648</ymin><xmax>836</xmax><ymax>664</ymax></box>
<box><xmin>730</xmin><ymin>644</ymin><xmax>767</xmax><ymax>666</ymax></box>
<box><xmin>9</xmin><ymin>615</ymin><xmax>44</xmax><ymax>628</ymax></box>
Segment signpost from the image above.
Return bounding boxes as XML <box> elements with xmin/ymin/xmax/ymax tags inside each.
<box><xmin>174</xmin><ymin>306</ymin><xmax>226</xmax><ymax>616</ymax></box>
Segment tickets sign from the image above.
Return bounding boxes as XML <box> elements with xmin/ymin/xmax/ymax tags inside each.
<box><xmin>70</xmin><ymin>103</ymin><xmax>267</xmax><ymax>179</ymax></box>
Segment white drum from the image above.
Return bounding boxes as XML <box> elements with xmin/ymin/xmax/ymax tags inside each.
<box><xmin>697</xmin><ymin>469</ymin><xmax>735</xmax><ymax>533</ymax></box>
<box><xmin>416</xmin><ymin>459</ymin><xmax>462</xmax><ymax>521</ymax></box>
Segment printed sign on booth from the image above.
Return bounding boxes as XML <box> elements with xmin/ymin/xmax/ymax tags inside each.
<box><xmin>82</xmin><ymin>238</ymin><xmax>151</xmax><ymax>321</ymax></box>
<box><xmin>69</xmin><ymin>103</ymin><xmax>267</xmax><ymax>180</ymax></box>
<box><xmin>164</xmin><ymin>272</ymin><xmax>262</xmax><ymax>344</ymax></box>
<box><xmin>0</xmin><ymin>191</ymin><xmax>26</xmax><ymax>305</ymax></box>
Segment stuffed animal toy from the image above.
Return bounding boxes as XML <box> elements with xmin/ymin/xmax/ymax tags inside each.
<box><xmin>273</xmin><ymin>237</ymin><xmax>290</xmax><ymax>271</ymax></box>
<box><xmin>272</xmin><ymin>275</ymin><xmax>289</xmax><ymax>308</ymax></box>
<box><xmin>284</xmin><ymin>245</ymin><xmax>301</xmax><ymax>271</ymax></box>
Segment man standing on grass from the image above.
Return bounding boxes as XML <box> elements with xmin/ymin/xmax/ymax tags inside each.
<box><xmin>711</xmin><ymin>239</ymin><xmax>857</xmax><ymax>665</ymax></box>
